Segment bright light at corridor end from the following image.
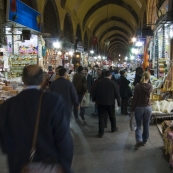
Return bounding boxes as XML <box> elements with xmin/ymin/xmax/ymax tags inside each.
<box><xmin>132</xmin><ymin>37</ymin><xmax>137</xmax><ymax>42</ymax></box>
<box><xmin>130</xmin><ymin>55</ymin><xmax>135</xmax><ymax>60</ymax></box>
<box><xmin>90</xmin><ymin>50</ymin><xmax>94</xmax><ymax>54</ymax></box>
<box><xmin>135</xmin><ymin>41</ymin><xmax>143</xmax><ymax>47</ymax></box>
<box><xmin>119</xmin><ymin>54</ymin><xmax>121</xmax><ymax>57</ymax></box>
<box><xmin>125</xmin><ymin>56</ymin><xmax>128</xmax><ymax>60</ymax></box>
<box><xmin>53</xmin><ymin>42</ymin><xmax>61</xmax><ymax>48</ymax></box>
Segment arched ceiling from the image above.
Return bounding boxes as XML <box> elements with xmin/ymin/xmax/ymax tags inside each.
<box><xmin>63</xmin><ymin>0</ymin><xmax>146</xmax><ymax>59</ymax></box>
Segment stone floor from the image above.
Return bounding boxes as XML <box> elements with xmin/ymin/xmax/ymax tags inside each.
<box><xmin>0</xmin><ymin>103</ymin><xmax>171</xmax><ymax>173</ymax></box>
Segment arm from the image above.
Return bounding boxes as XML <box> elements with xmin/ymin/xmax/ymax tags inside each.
<box><xmin>114</xmin><ymin>83</ymin><xmax>121</xmax><ymax>106</ymax></box>
<box><xmin>51</xmin><ymin>97</ymin><xmax>73</xmax><ymax>173</ymax></box>
<box><xmin>0</xmin><ymin>100</ymin><xmax>9</xmax><ymax>154</ymax></box>
<box><xmin>70</xmin><ymin>83</ymin><xmax>79</xmax><ymax>107</ymax></box>
<box><xmin>82</xmin><ymin>76</ymin><xmax>87</xmax><ymax>93</ymax></box>
<box><xmin>131</xmin><ymin>86</ymin><xmax>138</xmax><ymax>112</ymax></box>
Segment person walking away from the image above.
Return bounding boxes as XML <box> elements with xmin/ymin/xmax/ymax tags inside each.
<box><xmin>48</xmin><ymin>65</ymin><xmax>55</xmax><ymax>84</ymax></box>
<box><xmin>131</xmin><ymin>72</ymin><xmax>152</xmax><ymax>149</ymax></box>
<box><xmin>50</xmin><ymin>68</ymin><xmax>79</xmax><ymax>123</ymax></box>
<box><xmin>92</xmin><ymin>65</ymin><xmax>98</xmax><ymax>81</ymax></box>
<box><xmin>118</xmin><ymin>70</ymin><xmax>132</xmax><ymax>115</ymax></box>
<box><xmin>0</xmin><ymin>65</ymin><xmax>73</xmax><ymax>173</ymax></box>
<box><xmin>91</xmin><ymin>69</ymin><xmax>102</xmax><ymax>116</ymax></box>
<box><xmin>55</xmin><ymin>66</ymin><xmax>70</xmax><ymax>81</ymax></box>
<box><xmin>72</xmin><ymin>66</ymin><xmax>87</xmax><ymax>120</ymax></box>
<box><xmin>93</xmin><ymin>70</ymin><xmax>121</xmax><ymax>138</ymax></box>
<box><xmin>84</xmin><ymin>68</ymin><xmax>93</xmax><ymax>102</ymax></box>
<box><xmin>133</xmin><ymin>67</ymin><xmax>144</xmax><ymax>87</ymax></box>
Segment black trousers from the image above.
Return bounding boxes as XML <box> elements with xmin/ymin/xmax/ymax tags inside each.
<box><xmin>97</xmin><ymin>104</ymin><xmax>116</xmax><ymax>135</ymax></box>
<box><xmin>121</xmin><ymin>97</ymin><xmax>129</xmax><ymax>114</ymax></box>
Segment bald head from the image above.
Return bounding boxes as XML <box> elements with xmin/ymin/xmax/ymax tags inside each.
<box><xmin>22</xmin><ymin>65</ymin><xmax>43</xmax><ymax>86</ymax></box>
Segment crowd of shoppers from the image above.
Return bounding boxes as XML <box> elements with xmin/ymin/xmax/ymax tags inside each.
<box><xmin>0</xmin><ymin>64</ymin><xmax>152</xmax><ymax>172</ymax></box>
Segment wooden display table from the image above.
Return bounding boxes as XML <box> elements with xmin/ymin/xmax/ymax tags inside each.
<box><xmin>151</xmin><ymin>113</ymin><xmax>173</xmax><ymax>123</ymax></box>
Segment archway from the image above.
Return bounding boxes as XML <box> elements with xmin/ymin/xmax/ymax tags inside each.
<box><xmin>76</xmin><ymin>24</ymin><xmax>82</xmax><ymax>42</ymax></box>
<box><xmin>20</xmin><ymin>0</ymin><xmax>37</xmax><ymax>10</ymax></box>
<box><xmin>64</xmin><ymin>13</ymin><xmax>74</xmax><ymax>43</ymax></box>
<box><xmin>84</xmin><ymin>32</ymin><xmax>88</xmax><ymax>50</ymax></box>
<box><xmin>43</xmin><ymin>0</ymin><xmax>60</xmax><ymax>37</ymax></box>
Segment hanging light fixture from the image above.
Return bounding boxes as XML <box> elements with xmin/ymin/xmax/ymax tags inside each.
<box><xmin>104</xmin><ymin>0</ymin><xmax>110</xmax><ymax>47</ymax></box>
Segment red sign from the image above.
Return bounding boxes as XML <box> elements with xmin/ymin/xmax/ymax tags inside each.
<box><xmin>92</xmin><ymin>37</ymin><xmax>97</xmax><ymax>45</ymax></box>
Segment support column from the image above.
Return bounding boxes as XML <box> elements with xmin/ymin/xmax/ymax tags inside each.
<box><xmin>162</xmin><ymin>25</ymin><xmax>165</xmax><ymax>58</ymax></box>
<box><xmin>155</xmin><ymin>32</ymin><xmax>159</xmax><ymax>78</ymax></box>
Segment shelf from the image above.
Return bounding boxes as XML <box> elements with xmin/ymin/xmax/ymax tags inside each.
<box><xmin>14</xmin><ymin>54</ymin><xmax>37</xmax><ymax>56</ymax></box>
<box><xmin>11</xmin><ymin>59</ymin><xmax>36</xmax><ymax>61</ymax></box>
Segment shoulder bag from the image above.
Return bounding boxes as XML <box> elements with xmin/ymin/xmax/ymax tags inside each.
<box><xmin>21</xmin><ymin>93</ymin><xmax>64</xmax><ymax>173</ymax></box>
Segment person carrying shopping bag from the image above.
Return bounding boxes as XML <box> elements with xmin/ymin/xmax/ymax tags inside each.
<box><xmin>131</xmin><ymin>72</ymin><xmax>153</xmax><ymax>149</ymax></box>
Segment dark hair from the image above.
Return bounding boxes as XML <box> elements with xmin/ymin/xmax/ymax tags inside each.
<box><xmin>48</xmin><ymin>66</ymin><xmax>53</xmax><ymax>71</ymax></box>
<box><xmin>59</xmin><ymin>68</ymin><xmax>67</xmax><ymax>76</ymax></box>
<box><xmin>120</xmin><ymin>70</ymin><xmax>126</xmax><ymax>76</ymax></box>
<box><xmin>78</xmin><ymin>66</ymin><xmax>83</xmax><ymax>73</ymax></box>
<box><xmin>114</xmin><ymin>69</ymin><xmax>119</xmax><ymax>74</ymax></box>
<box><xmin>136</xmin><ymin>67</ymin><xmax>143</xmax><ymax>76</ymax></box>
<box><xmin>84</xmin><ymin>68</ymin><xmax>88</xmax><ymax>72</ymax></box>
<box><xmin>105</xmin><ymin>70</ymin><xmax>112</xmax><ymax>77</ymax></box>
<box><xmin>101</xmin><ymin>69</ymin><xmax>106</xmax><ymax>79</ymax></box>
<box><xmin>22</xmin><ymin>65</ymin><xmax>43</xmax><ymax>85</ymax></box>
<box><xmin>57</xmin><ymin>66</ymin><xmax>63</xmax><ymax>69</ymax></box>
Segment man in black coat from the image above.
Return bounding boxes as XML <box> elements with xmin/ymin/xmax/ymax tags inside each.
<box><xmin>50</xmin><ymin>68</ymin><xmax>79</xmax><ymax>123</ymax></box>
<box><xmin>93</xmin><ymin>70</ymin><xmax>121</xmax><ymax>138</ymax></box>
<box><xmin>0</xmin><ymin>65</ymin><xmax>73</xmax><ymax>173</ymax></box>
<box><xmin>118</xmin><ymin>70</ymin><xmax>132</xmax><ymax>115</ymax></box>
<box><xmin>72</xmin><ymin>66</ymin><xmax>87</xmax><ymax>120</ymax></box>
<box><xmin>84</xmin><ymin>68</ymin><xmax>93</xmax><ymax>94</ymax></box>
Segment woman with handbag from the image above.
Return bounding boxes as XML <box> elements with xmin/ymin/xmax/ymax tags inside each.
<box><xmin>131</xmin><ymin>72</ymin><xmax>152</xmax><ymax>149</ymax></box>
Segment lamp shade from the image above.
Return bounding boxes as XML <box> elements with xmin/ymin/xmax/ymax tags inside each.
<box><xmin>104</xmin><ymin>40</ymin><xmax>110</xmax><ymax>46</ymax></box>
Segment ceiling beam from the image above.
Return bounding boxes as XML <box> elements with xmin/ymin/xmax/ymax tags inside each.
<box><xmin>83</xmin><ymin>0</ymin><xmax>139</xmax><ymax>29</ymax></box>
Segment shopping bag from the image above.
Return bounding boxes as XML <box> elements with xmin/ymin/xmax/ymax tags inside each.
<box><xmin>80</xmin><ymin>95</ymin><xmax>87</xmax><ymax>107</ymax></box>
<box><xmin>115</xmin><ymin>99</ymin><xmax>119</xmax><ymax>111</ymax></box>
<box><xmin>129</xmin><ymin>112</ymin><xmax>137</xmax><ymax>131</ymax></box>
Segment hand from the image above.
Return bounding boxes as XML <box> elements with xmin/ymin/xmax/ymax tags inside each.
<box><xmin>77</xmin><ymin>106</ymin><xmax>80</xmax><ymax>110</ymax></box>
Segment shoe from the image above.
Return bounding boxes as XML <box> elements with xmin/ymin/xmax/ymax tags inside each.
<box><xmin>135</xmin><ymin>141</ymin><xmax>142</xmax><ymax>149</ymax></box>
<box><xmin>75</xmin><ymin>117</ymin><xmax>80</xmax><ymax>121</ymax></box>
<box><xmin>80</xmin><ymin>114</ymin><xmax>85</xmax><ymax>120</ymax></box>
<box><xmin>141</xmin><ymin>141</ymin><xmax>147</xmax><ymax>146</ymax></box>
<box><xmin>97</xmin><ymin>134</ymin><xmax>103</xmax><ymax>138</ymax></box>
<box><xmin>122</xmin><ymin>112</ymin><xmax>130</xmax><ymax>116</ymax></box>
<box><xmin>91</xmin><ymin>113</ymin><xmax>97</xmax><ymax>116</ymax></box>
<box><xmin>112</xmin><ymin>127</ymin><xmax>119</xmax><ymax>132</ymax></box>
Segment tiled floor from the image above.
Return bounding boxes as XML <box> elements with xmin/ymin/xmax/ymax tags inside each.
<box><xmin>0</xmin><ymin>103</ymin><xmax>171</xmax><ymax>173</ymax></box>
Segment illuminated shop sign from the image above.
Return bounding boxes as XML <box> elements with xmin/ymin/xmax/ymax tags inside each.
<box><xmin>6</xmin><ymin>0</ymin><xmax>41</xmax><ymax>32</ymax></box>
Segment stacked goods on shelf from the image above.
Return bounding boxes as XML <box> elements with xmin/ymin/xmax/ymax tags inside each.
<box><xmin>0</xmin><ymin>79</ymin><xmax>24</xmax><ymax>104</ymax></box>
<box><xmin>162</xmin><ymin>66</ymin><xmax>173</xmax><ymax>91</ymax></box>
<box><xmin>162</xmin><ymin>121</ymin><xmax>173</xmax><ymax>168</ymax></box>
<box><xmin>158</xmin><ymin>58</ymin><xmax>166</xmax><ymax>77</ymax></box>
<box><xmin>152</xmin><ymin>100</ymin><xmax>173</xmax><ymax>114</ymax></box>
<box><xmin>9</xmin><ymin>54</ymin><xmax>37</xmax><ymax>78</ymax></box>
<box><xmin>151</xmin><ymin>66</ymin><xmax>173</xmax><ymax>101</ymax></box>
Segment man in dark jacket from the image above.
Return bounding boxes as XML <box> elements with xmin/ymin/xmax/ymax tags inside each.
<box><xmin>72</xmin><ymin>66</ymin><xmax>87</xmax><ymax>120</ymax></box>
<box><xmin>93</xmin><ymin>70</ymin><xmax>121</xmax><ymax>138</ymax></box>
<box><xmin>118</xmin><ymin>70</ymin><xmax>132</xmax><ymax>115</ymax></box>
<box><xmin>84</xmin><ymin>68</ymin><xmax>93</xmax><ymax>94</ymax></box>
<box><xmin>0</xmin><ymin>65</ymin><xmax>73</xmax><ymax>173</ymax></box>
<box><xmin>50</xmin><ymin>68</ymin><xmax>79</xmax><ymax>123</ymax></box>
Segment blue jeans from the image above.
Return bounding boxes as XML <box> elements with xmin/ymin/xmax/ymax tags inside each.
<box><xmin>73</xmin><ymin>94</ymin><xmax>85</xmax><ymax>118</ymax></box>
<box><xmin>135</xmin><ymin>106</ymin><xmax>152</xmax><ymax>143</ymax></box>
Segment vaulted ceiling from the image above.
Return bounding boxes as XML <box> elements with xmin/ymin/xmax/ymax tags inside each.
<box><xmin>63</xmin><ymin>0</ymin><xmax>147</xmax><ymax>57</ymax></box>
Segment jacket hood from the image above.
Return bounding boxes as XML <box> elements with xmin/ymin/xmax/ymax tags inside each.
<box><xmin>139</xmin><ymin>83</ymin><xmax>152</xmax><ymax>96</ymax></box>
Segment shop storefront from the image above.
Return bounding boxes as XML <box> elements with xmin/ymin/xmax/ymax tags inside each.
<box><xmin>0</xmin><ymin>0</ymin><xmax>42</xmax><ymax>79</ymax></box>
